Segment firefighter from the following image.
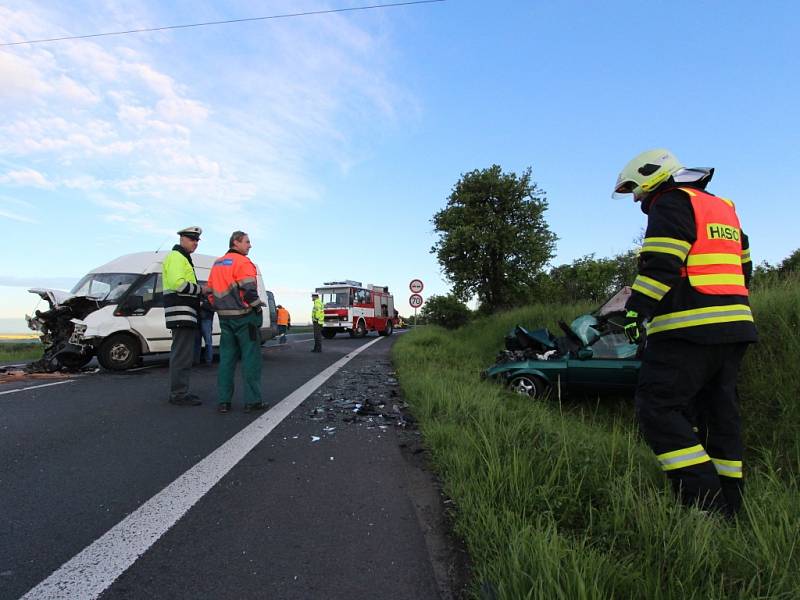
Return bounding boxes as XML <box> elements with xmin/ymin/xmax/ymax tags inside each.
<box><xmin>613</xmin><ymin>149</ymin><xmax>757</xmax><ymax>517</ymax></box>
<box><xmin>311</xmin><ymin>293</ymin><xmax>324</xmax><ymax>352</ymax></box>
<box><xmin>163</xmin><ymin>226</ymin><xmax>204</xmax><ymax>406</ymax></box>
<box><xmin>276</xmin><ymin>304</ymin><xmax>291</xmax><ymax>344</ymax></box>
<box><xmin>208</xmin><ymin>231</ymin><xmax>266</xmax><ymax>414</ymax></box>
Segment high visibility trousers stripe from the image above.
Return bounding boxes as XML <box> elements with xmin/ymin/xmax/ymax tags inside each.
<box><xmin>656</xmin><ymin>444</ymin><xmax>711</xmax><ymax>471</ymax></box>
<box><xmin>711</xmin><ymin>457</ymin><xmax>743</xmax><ymax>478</ymax></box>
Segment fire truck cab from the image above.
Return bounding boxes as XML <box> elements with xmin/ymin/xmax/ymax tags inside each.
<box><xmin>315</xmin><ymin>280</ymin><xmax>396</xmax><ymax>338</ymax></box>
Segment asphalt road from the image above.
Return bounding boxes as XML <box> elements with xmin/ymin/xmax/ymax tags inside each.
<box><xmin>0</xmin><ymin>332</ymin><xmax>442</xmax><ymax>600</ymax></box>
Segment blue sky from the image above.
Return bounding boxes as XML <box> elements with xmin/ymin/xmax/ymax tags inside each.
<box><xmin>1</xmin><ymin>0</ymin><xmax>799</xmax><ymax>330</ymax></box>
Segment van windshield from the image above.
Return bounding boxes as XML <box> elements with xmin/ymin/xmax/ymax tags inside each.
<box><xmin>70</xmin><ymin>273</ymin><xmax>140</xmax><ymax>301</ymax></box>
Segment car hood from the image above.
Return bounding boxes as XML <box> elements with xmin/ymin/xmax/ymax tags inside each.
<box><xmin>28</xmin><ymin>288</ymin><xmax>73</xmax><ymax>308</ymax></box>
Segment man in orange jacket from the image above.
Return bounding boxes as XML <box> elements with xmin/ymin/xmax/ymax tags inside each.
<box><xmin>208</xmin><ymin>231</ymin><xmax>266</xmax><ymax>414</ymax></box>
<box><xmin>276</xmin><ymin>304</ymin><xmax>291</xmax><ymax>344</ymax></box>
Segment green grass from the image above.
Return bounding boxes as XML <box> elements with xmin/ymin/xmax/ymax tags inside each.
<box><xmin>287</xmin><ymin>326</ymin><xmax>314</xmax><ymax>334</ymax></box>
<box><xmin>0</xmin><ymin>341</ymin><xmax>43</xmax><ymax>363</ymax></box>
<box><xmin>394</xmin><ymin>287</ymin><xmax>800</xmax><ymax>599</ymax></box>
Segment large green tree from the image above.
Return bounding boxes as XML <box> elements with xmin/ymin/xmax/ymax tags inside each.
<box><xmin>431</xmin><ymin>165</ymin><xmax>556</xmax><ymax>312</ymax></box>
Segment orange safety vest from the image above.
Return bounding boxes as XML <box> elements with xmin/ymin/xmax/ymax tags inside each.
<box><xmin>680</xmin><ymin>187</ymin><xmax>748</xmax><ymax>296</ymax></box>
<box><xmin>276</xmin><ymin>307</ymin><xmax>290</xmax><ymax>326</ymax></box>
<box><xmin>208</xmin><ymin>251</ymin><xmax>262</xmax><ymax>317</ymax></box>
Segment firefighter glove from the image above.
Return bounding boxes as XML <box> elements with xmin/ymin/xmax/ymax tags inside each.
<box><xmin>623</xmin><ymin>310</ymin><xmax>644</xmax><ymax>344</ymax></box>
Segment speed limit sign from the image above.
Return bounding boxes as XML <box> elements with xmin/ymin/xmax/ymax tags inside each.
<box><xmin>409</xmin><ymin>294</ymin><xmax>423</xmax><ymax>309</ymax></box>
<box><xmin>409</xmin><ymin>279</ymin><xmax>424</xmax><ymax>293</ymax></box>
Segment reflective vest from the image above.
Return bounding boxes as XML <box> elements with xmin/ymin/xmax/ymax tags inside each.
<box><xmin>681</xmin><ymin>187</ymin><xmax>748</xmax><ymax>296</ymax></box>
<box><xmin>644</xmin><ymin>187</ymin><xmax>755</xmax><ymax>338</ymax></box>
<box><xmin>311</xmin><ymin>299</ymin><xmax>324</xmax><ymax>324</ymax></box>
<box><xmin>162</xmin><ymin>246</ymin><xmax>201</xmax><ymax>329</ymax></box>
<box><xmin>208</xmin><ymin>251</ymin><xmax>263</xmax><ymax>318</ymax></box>
<box><xmin>276</xmin><ymin>307</ymin><xmax>290</xmax><ymax>326</ymax></box>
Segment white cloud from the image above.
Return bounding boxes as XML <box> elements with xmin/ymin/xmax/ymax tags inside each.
<box><xmin>92</xmin><ymin>197</ymin><xmax>142</xmax><ymax>213</ymax></box>
<box><xmin>63</xmin><ymin>175</ymin><xmax>104</xmax><ymax>190</ymax></box>
<box><xmin>155</xmin><ymin>95</ymin><xmax>209</xmax><ymax>123</ymax></box>
<box><xmin>51</xmin><ymin>74</ymin><xmax>100</xmax><ymax>105</ymax></box>
<box><xmin>0</xmin><ymin>1</ymin><xmax>413</xmax><ymax>237</ymax></box>
<box><xmin>60</xmin><ymin>41</ymin><xmax>120</xmax><ymax>81</ymax></box>
<box><xmin>0</xmin><ymin>168</ymin><xmax>53</xmax><ymax>188</ymax></box>
<box><xmin>0</xmin><ymin>208</ymin><xmax>37</xmax><ymax>223</ymax></box>
<box><xmin>0</xmin><ymin>50</ymin><xmax>50</xmax><ymax>99</ymax></box>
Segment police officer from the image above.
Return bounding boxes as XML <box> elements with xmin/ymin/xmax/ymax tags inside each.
<box><xmin>614</xmin><ymin>149</ymin><xmax>757</xmax><ymax>517</ymax></box>
<box><xmin>311</xmin><ymin>293</ymin><xmax>324</xmax><ymax>352</ymax></box>
<box><xmin>163</xmin><ymin>226</ymin><xmax>204</xmax><ymax>406</ymax></box>
<box><xmin>208</xmin><ymin>231</ymin><xmax>266</xmax><ymax>414</ymax></box>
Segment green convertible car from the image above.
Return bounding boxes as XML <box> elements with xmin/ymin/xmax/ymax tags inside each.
<box><xmin>481</xmin><ymin>288</ymin><xmax>643</xmax><ymax>400</ymax></box>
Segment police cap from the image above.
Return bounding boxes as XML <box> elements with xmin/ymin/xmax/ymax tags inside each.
<box><xmin>177</xmin><ymin>225</ymin><xmax>202</xmax><ymax>240</ymax></box>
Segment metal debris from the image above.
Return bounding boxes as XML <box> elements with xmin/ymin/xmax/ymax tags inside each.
<box><xmin>302</xmin><ymin>359</ymin><xmax>416</xmax><ymax>430</ymax></box>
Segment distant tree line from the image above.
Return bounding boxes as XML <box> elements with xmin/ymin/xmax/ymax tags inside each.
<box><xmin>424</xmin><ymin>163</ymin><xmax>798</xmax><ymax>329</ymax></box>
<box><xmin>751</xmin><ymin>249</ymin><xmax>800</xmax><ymax>289</ymax></box>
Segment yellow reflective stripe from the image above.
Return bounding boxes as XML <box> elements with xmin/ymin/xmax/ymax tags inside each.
<box><xmin>678</xmin><ymin>187</ymin><xmax>697</xmax><ymax>197</ymax></box>
<box><xmin>686</xmin><ymin>253</ymin><xmax>742</xmax><ymax>266</ymax></box>
<box><xmin>656</xmin><ymin>444</ymin><xmax>710</xmax><ymax>471</ymax></box>
<box><xmin>641</xmin><ymin>237</ymin><xmax>691</xmax><ymax>260</ymax></box>
<box><xmin>741</xmin><ymin>248</ymin><xmax>751</xmax><ymax>264</ymax></box>
<box><xmin>687</xmin><ymin>273</ymin><xmax>746</xmax><ymax>287</ymax></box>
<box><xmin>632</xmin><ymin>275</ymin><xmax>671</xmax><ymax>300</ymax></box>
<box><xmin>719</xmin><ymin>197</ymin><xmax>735</xmax><ymax>208</ymax></box>
<box><xmin>711</xmin><ymin>458</ymin><xmax>743</xmax><ymax>478</ymax></box>
<box><xmin>648</xmin><ymin>304</ymin><xmax>753</xmax><ymax>335</ymax></box>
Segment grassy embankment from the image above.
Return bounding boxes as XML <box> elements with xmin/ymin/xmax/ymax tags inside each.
<box><xmin>0</xmin><ymin>340</ymin><xmax>43</xmax><ymax>363</ymax></box>
<box><xmin>394</xmin><ymin>280</ymin><xmax>799</xmax><ymax>599</ymax></box>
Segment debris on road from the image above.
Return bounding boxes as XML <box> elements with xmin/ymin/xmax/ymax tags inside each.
<box><xmin>0</xmin><ymin>367</ymin><xmax>74</xmax><ymax>385</ymax></box>
<box><xmin>301</xmin><ymin>360</ymin><xmax>415</xmax><ymax>430</ymax></box>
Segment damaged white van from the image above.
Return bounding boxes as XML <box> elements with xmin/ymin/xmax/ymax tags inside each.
<box><xmin>27</xmin><ymin>252</ymin><xmax>278</xmax><ymax>371</ymax></box>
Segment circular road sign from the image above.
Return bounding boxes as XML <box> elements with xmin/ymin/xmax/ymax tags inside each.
<box><xmin>409</xmin><ymin>279</ymin><xmax>424</xmax><ymax>293</ymax></box>
<box><xmin>409</xmin><ymin>294</ymin><xmax>424</xmax><ymax>309</ymax></box>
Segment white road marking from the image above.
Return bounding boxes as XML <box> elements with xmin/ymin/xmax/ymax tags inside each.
<box><xmin>126</xmin><ymin>365</ymin><xmax>160</xmax><ymax>372</ymax></box>
<box><xmin>21</xmin><ymin>335</ymin><xmax>385</xmax><ymax>600</ymax></box>
<box><xmin>0</xmin><ymin>380</ymin><xmax>74</xmax><ymax>396</ymax></box>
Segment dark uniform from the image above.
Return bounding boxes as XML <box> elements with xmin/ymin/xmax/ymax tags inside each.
<box><xmin>628</xmin><ymin>181</ymin><xmax>757</xmax><ymax>516</ymax></box>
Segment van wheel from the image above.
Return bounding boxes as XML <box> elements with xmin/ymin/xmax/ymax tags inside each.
<box><xmin>379</xmin><ymin>321</ymin><xmax>393</xmax><ymax>336</ymax></box>
<box><xmin>353</xmin><ymin>320</ymin><xmax>367</xmax><ymax>338</ymax></box>
<box><xmin>322</xmin><ymin>329</ymin><xmax>337</xmax><ymax>339</ymax></box>
<box><xmin>508</xmin><ymin>375</ymin><xmax>548</xmax><ymax>400</ymax></box>
<box><xmin>98</xmin><ymin>334</ymin><xmax>141</xmax><ymax>371</ymax></box>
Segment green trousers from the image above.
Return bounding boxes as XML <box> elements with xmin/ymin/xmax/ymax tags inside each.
<box><xmin>218</xmin><ymin>311</ymin><xmax>262</xmax><ymax>405</ymax></box>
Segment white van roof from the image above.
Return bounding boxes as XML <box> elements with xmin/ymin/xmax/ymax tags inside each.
<box><xmin>87</xmin><ymin>251</ymin><xmax>218</xmax><ymax>274</ymax></box>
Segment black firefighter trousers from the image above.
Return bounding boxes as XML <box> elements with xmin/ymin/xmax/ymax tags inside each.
<box><xmin>635</xmin><ymin>339</ymin><xmax>749</xmax><ymax>516</ymax></box>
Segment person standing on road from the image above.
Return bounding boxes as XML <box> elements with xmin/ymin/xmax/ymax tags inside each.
<box><xmin>163</xmin><ymin>226</ymin><xmax>205</xmax><ymax>406</ymax></box>
<box><xmin>194</xmin><ymin>291</ymin><xmax>215</xmax><ymax>366</ymax></box>
<box><xmin>276</xmin><ymin>304</ymin><xmax>291</xmax><ymax>344</ymax></box>
<box><xmin>311</xmin><ymin>293</ymin><xmax>324</xmax><ymax>352</ymax></box>
<box><xmin>208</xmin><ymin>231</ymin><xmax>266</xmax><ymax>414</ymax></box>
<box><xmin>614</xmin><ymin>149</ymin><xmax>757</xmax><ymax>518</ymax></box>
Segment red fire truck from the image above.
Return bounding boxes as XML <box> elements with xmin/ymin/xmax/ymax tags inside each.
<box><xmin>315</xmin><ymin>280</ymin><xmax>397</xmax><ymax>338</ymax></box>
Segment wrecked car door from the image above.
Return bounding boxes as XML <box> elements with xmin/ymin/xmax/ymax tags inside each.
<box><xmin>566</xmin><ymin>332</ymin><xmax>641</xmax><ymax>390</ymax></box>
